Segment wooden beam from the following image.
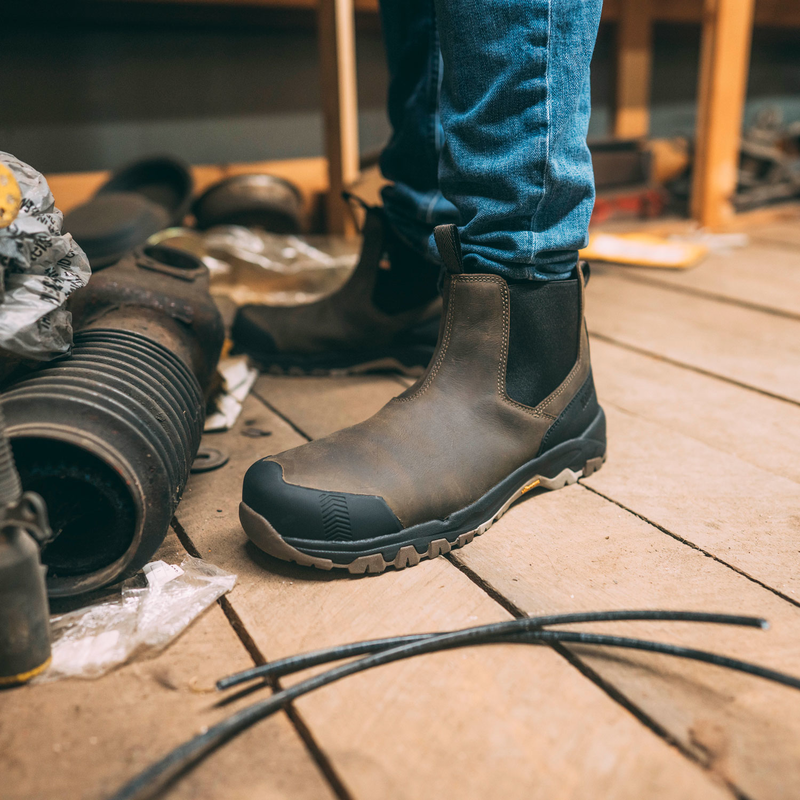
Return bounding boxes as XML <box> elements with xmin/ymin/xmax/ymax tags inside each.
<box><xmin>317</xmin><ymin>0</ymin><xmax>360</xmax><ymax>236</ymax></box>
<box><xmin>690</xmin><ymin>0</ymin><xmax>755</xmax><ymax>228</ymax></box>
<box><xmin>613</xmin><ymin>0</ymin><xmax>653</xmax><ymax>139</ymax></box>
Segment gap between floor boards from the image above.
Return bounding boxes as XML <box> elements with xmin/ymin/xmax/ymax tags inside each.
<box><xmin>445</xmin><ymin>553</ymin><xmax>752</xmax><ymax>800</ymax></box>
<box><xmin>170</xmin><ymin>515</ymin><xmax>354</xmax><ymax>800</ymax></box>
<box><xmin>604</xmin><ymin>265</ymin><xmax>800</xmax><ymax>324</ymax></box>
<box><xmin>222</xmin><ymin>375</ymin><xmax>788</xmax><ymax>797</ymax></box>
<box><xmin>589</xmin><ymin>331</ymin><xmax>800</xmax><ymax>408</ymax></box>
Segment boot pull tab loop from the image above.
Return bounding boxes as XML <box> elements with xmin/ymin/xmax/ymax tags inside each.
<box><xmin>579</xmin><ymin>260</ymin><xmax>590</xmax><ymax>287</ymax></box>
<box><xmin>434</xmin><ymin>224</ymin><xmax>464</xmax><ymax>275</ymax></box>
<box><xmin>341</xmin><ymin>191</ymin><xmax>370</xmax><ymax>234</ymax></box>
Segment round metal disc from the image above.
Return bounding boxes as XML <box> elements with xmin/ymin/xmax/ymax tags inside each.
<box><xmin>190</xmin><ymin>446</ymin><xmax>230</xmax><ymax>473</ymax></box>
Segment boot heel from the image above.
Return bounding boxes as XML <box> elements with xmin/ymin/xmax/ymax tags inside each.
<box><xmin>582</xmin><ymin>454</ymin><xmax>606</xmax><ymax>478</ymax></box>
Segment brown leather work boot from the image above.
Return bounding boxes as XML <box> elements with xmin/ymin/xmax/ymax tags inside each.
<box><xmin>232</xmin><ymin>207</ymin><xmax>442</xmax><ymax>375</ymax></box>
<box><xmin>240</xmin><ymin>224</ymin><xmax>606</xmax><ymax>574</ymax></box>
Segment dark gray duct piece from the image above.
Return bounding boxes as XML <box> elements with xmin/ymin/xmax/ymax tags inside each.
<box><xmin>3</xmin><ymin>330</ymin><xmax>203</xmax><ymax>597</ymax></box>
<box><xmin>1</xmin><ymin>245</ymin><xmax>223</xmax><ymax>598</ymax></box>
<box><xmin>0</xmin><ymin>404</ymin><xmax>22</xmax><ymax>509</ymax></box>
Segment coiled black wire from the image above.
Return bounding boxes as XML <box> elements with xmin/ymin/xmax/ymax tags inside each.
<box><xmin>108</xmin><ymin>610</ymin><xmax>800</xmax><ymax>800</ymax></box>
<box><xmin>217</xmin><ymin>609</ymin><xmax>767</xmax><ymax>689</ymax></box>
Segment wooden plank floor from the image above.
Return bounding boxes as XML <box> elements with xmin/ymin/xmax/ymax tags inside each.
<box><xmin>3</xmin><ymin>225</ymin><xmax>800</xmax><ymax>800</ymax></box>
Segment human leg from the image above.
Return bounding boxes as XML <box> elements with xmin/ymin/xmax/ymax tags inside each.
<box><xmin>230</xmin><ymin>0</ymin><xmax>457</xmax><ymax>375</ymax></box>
<box><xmin>378</xmin><ymin>0</ymin><xmax>459</xmax><ymax>258</ymax></box>
<box><xmin>240</xmin><ymin>0</ymin><xmax>606</xmax><ymax>571</ymax></box>
<box><xmin>434</xmin><ymin>0</ymin><xmax>601</xmax><ymax>280</ymax></box>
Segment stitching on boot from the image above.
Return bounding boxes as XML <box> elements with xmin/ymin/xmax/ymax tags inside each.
<box><xmin>501</xmin><ymin>271</ymin><xmax>588</xmax><ymax>418</ymax></box>
<box><xmin>533</xmin><ymin>271</ymin><xmax>588</xmax><ymax>415</ymax></box>
<box><xmin>537</xmin><ymin>370</ymin><xmax>595</xmax><ymax>455</ymax></box>
<box><xmin>498</xmin><ymin>281</ymin><xmax>555</xmax><ymax>418</ymax></box>
<box><xmin>532</xmin><ymin>314</ymin><xmax>589</xmax><ymax>416</ymax></box>
<box><xmin>395</xmin><ymin>275</ymin><xmax>501</xmax><ymax>402</ymax></box>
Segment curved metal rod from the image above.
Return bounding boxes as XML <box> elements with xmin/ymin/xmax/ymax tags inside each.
<box><xmin>217</xmin><ymin>610</ymin><xmax>766</xmax><ymax>690</ymax></box>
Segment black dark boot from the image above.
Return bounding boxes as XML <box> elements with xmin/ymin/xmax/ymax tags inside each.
<box><xmin>240</xmin><ymin>224</ymin><xmax>606</xmax><ymax>573</ymax></box>
<box><xmin>232</xmin><ymin>207</ymin><xmax>441</xmax><ymax>375</ymax></box>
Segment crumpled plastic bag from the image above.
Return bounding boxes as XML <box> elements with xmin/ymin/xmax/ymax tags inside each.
<box><xmin>0</xmin><ymin>152</ymin><xmax>91</xmax><ymax>359</ymax></box>
<box><xmin>35</xmin><ymin>556</ymin><xmax>237</xmax><ymax>682</ymax></box>
<box><xmin>149</xmin><ymin>226</ymin><xmax>356</xmax><ymax>306</ymax></box>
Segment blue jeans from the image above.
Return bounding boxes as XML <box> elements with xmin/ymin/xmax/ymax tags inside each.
<box><xmin>379</xmin><ymin>0</ymin><xmax>602</xmax><ymax>280</ymax></box>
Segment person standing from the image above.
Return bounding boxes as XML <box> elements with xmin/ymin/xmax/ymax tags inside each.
<box><xmin>237</xmin><ymin>0</ymin><xmax>606</xmax><ymax>573</ymax></box>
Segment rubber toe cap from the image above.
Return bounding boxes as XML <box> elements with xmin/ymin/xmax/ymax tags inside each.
<box><xmin>242</xmin><ymin>459</ymin><xmax>403</xmax><ymax>543</ymax></box>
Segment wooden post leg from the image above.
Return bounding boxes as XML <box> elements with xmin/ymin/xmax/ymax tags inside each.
<box><xmin>317</xmin><ymin>0</ymin><xmax>360</xmax><ymax>237</ymax></box>
<box><xmin>690</xmin><ymin>0</ymin><xmax>755</xmax><ymax>228</ymax></box>
<box><xmin>614</xmin><ymin>0</ymin><xmax>653</xmax><ymax>139</ymax></box>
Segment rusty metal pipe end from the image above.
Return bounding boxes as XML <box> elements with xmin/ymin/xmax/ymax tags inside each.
<box><xmin>2</xmin><ymin>245</ymin><xmax>222</xmax><ymax>597</ymax></box>
<box><xmin>3</xmin><ymin>328</ymin><xmax>205</xmax><ymax>597</ymax></box>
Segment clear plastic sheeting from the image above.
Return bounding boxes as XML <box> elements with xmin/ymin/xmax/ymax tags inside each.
<box><xmin>0</xmin><ymin>152</ymin><xmax>91</xmax><ymax>359</ymax></box>
<box><xmin>149</xmin><ymin>226</ymin><xmax>357</xmax><ymax>307</ymax></box>
<box><xmin>36</xmin><ymin>556</ymin><xmax>236</xmax><ymax>682</ymax></box>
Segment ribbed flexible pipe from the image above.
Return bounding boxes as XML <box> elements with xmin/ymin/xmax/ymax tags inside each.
<box><xmin>0</xmin><ymin>404</ymin><xmax>22</xmax><ymax>510</ymax></box>
<box><xmin>1</xmin><ymin>328</ymin><xmax>204</xmax><ymax>597</ymax></box>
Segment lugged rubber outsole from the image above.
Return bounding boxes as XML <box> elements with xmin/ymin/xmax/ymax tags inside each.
<box><xmin>240</xmin><ymin>452</ymin><xmax>606</xmax><ymax>575</ymax></box>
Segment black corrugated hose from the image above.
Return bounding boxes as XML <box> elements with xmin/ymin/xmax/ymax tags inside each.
<box><xmin>107</xmin><ymin>610</ymin><xmax>800</xmax><ymax>800</ymax></box>
<box><xmin>0</xmin><ymin>404</ymin><xmax>21</xmax><ymax>509</ymax></box>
